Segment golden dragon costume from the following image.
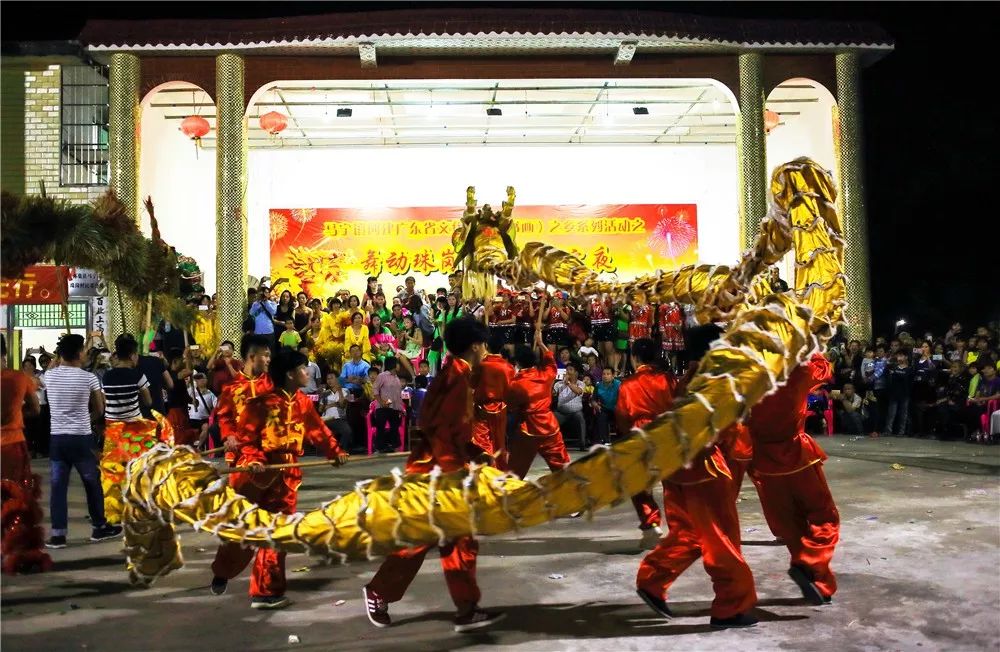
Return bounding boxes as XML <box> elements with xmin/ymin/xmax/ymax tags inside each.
<box><xmin>121</xmin><ymin>158</ymin><xmax>845</xmax><ymax>585</ymax></box>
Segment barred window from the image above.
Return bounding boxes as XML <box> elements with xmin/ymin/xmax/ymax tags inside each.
<box><xmin>13</xmin><ymin>303</ymin><xmax>88</xmax><ymax>329</ymax></box>
<box><xmin>60</xmin><ymin>65</ymin><xmax>109</xmax><ymax>187</ymax></box>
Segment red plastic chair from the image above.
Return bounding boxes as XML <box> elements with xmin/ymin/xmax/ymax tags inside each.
<box><xmin>366</xmin><ymin>400</ymin><xmax>407</xmax><ymax>455</ymax></box>
<box><xmin>981</xmin><ymin>398</ymin><xmax>1000</xmax><ymax>435</ymax></box>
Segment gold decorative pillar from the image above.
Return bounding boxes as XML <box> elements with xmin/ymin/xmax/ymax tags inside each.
<box><xmin>836</xmin><ymin>52</ymin><xmax>873</xmax><ymax>342</ymax></box>
<box><xmin>107</xmin><ymin>53</ymin><xmax>142</xmax><ymax>342</ymax></box>
<box><xmin>736</xmin><ymin>53</ymin><xmax>768</xmax><ymax>251</ymax></box>
<box><xmin>215</xmin><ymin>54</ymin><xmax>248</xmax><ymax>346</ymax></box>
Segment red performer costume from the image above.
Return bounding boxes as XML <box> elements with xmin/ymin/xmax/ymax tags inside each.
<box><xmin>657</xmin><ymin>302</ymin><xmax>685</xmax><ymax>352</ymax></box>
<box><xmin>616</xmin><ymin>362</ymin><xmax>677</xmax><ymax>533</ymax></box>
<box><xmin>628</xmin><ymin>301</ymin><xmax>654</xmax><ymax>343</ymax></box>
<box><xmin>1</xmin><ymin>364</ymin><xmax>52</xmax><ymax>574</ymax></box>
<box><xmin>635</xmin><ymin>433</ymin><xmax>757</xmax><ymax>624</ymax></box>
<box><xmin>745</xmin><ymin>353</ymin><xmax>840</xmax><ymax>604</ymax></box>
<box><xmin>506</xmin><ymin>347</ymin><xmax>571</xmax><ymax>479</ymax></box>
<box><xmin>211</xmin><ymin>385</ymin><xmax>346</xmax><ymax>605</ymax></box>
<box><xmin>472</xmin><ymin>353</ymin><xmax>515</xmax><ymax>470</ymax></box>
<box><xmin>365</xmin><ymin>316</ymin><xmax>505</xmax><ymax>632</ymax></box>
<box><xmin>215</xmin><ymin>371</ymin><xmax>273</xmax><ymax>464</ymax></box>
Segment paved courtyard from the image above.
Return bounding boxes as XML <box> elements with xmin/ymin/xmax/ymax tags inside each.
<box><xmin>2</xmin><ymin>435</ymin><xmax>998</xmax><ymax>651</ymax></box>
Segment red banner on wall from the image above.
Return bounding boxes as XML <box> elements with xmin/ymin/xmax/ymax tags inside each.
<box><xmin>269</xmin><ymin>204</ymin><xmax>698</xmax><ymax>298</ymax></box>
<box><xmin>0</xmin><ymin>265</ymin><xmax>70</xmax><ymax>305</ymax></box>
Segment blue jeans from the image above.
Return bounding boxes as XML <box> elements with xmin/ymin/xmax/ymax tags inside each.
<box><xmin>885</xmin><ymin>397</ymin><xmax>910</xmax><ymax>436</ymax></box>
<box><xmin>50</xmin><ymin>434</ymin><xmax>107</xmax><ymax>535</ymax></box>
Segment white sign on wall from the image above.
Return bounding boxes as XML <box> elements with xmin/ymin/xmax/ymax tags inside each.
<box><xmin>90</xmin><ymin>295</ymin><xmax>108</xmax><ymax>338</ymax></box>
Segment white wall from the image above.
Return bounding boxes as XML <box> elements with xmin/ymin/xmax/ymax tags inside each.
<box><xmin>247</xmin><ymin>144</ymin><xmax>740</xmax><ymax>283</ymax></box>
<box><xmin>138</xmin><ymin>96</ymin><xmax>217</xmax><ymax>291</ymax></box>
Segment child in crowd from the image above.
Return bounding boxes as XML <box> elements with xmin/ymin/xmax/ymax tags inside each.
<box><xmin>278</xmin><ymin>320</ymin><xmax>302</xmax><ymax>350</ymax></box>
<box><xmin>188</xmin><ymin>372</ymin><xmax>217</xmax><ymax>448</ymax></box>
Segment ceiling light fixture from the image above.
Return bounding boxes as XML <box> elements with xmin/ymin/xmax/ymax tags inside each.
<box><xmin>486</xmin><ymin>107</ymin><xmax>502</xmax><ymax>116</ymax></box>
<box><xmin>632</xmin><ymin>106</ymin><xmax>649</xmax><ymax>115</ymax></box>
<box><xmin>337</xmin><ymin>108</ymin><xmax>353</xmax><ymax>118</ymax></box>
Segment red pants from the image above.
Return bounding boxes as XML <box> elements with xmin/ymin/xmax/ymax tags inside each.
<box><xmin>472</xmin><ymin>406</ymin><xmax>507</xmax><ymax>470</ymax></box>
<box><xmin>729</xmin><ymin>458</ymin><xmax>750</xmax><ymax>496</ymax></box>
<box><xmin>211</xmin><ymin>473</ymin><xmax>297</xmax><ymax>597</ymax></box>
<box><xmin>632</xmin><ymin>489</ymin><xmax>662</xmax><ymax>530</ymax></box>
<box><xmin>752</xmin><ymin>463</ymin><xmax>839</xmax><ymax>598</ymax></box>
<box><xmin>507</xmin><ymin>432</ymin><xmax>571</xmax><ymax>479</ymax></box>
<box><xmin>636</xmin><ymin>478</ymin><xmax>757</xmax><ymax>619</ymax></box>
<box><xmin>368</xmin><ymin>536</ymin><xmax>480</xmax><ymax>610</ymax></box>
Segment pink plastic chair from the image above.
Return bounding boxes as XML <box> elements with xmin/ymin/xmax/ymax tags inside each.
<box><xmin>366</xmin><ymin>400</ymin><xmax>407</xmax><ymax>455</ymax></box>
<box><xmin>824</xmin><ymin>406</ymin><xmax>835</xmax><ymax>436</ymax></box>
<box><xmin>981</xmin><ymin>399</ymin><xmax>1000</xmax><ymax>435</ymax></box>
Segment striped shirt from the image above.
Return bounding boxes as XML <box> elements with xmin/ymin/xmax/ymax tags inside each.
<box><xmin>44</xmin><ymin>365</ymin><xmax>101</xmax><ymax>435</ymax></box>
<box><xmin>101</xmin><ymin>367</ymin><xmax>150</xmax><ymax>421</ymax></box>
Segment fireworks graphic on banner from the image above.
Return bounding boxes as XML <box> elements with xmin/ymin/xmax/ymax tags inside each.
<box><xmin>269</xmin><ymin>211</ymin><xmax>289</xmax><ymax>244</ymax></box>
<box><xmin>648</xmin><ymin>207</ymin><xmax>696</xmax><ymax>262</ymax></box>
<box><xmin>290</xmin><ymin>208</ymin><xmax>317</xmax><ymax>240</ymax></box>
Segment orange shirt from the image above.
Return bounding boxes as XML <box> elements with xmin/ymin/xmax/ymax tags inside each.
<box><xmin>508</xmin><ymin>349</ymin><xmax>560</xmax><ymax>437</ymax></box>
<box><xmin>408</xmin><ymin>356</ymin><xmax>476</xmax><ymax>473</ymax></box>
<box><xmin>215</xmin><ymin>372</ymin><xmax>274</xmax><ymax>442</ymax></box>
<box><xmin>746</xmin><ymin>355</ymin><xmax>831</xmax><ymax>475</ymax></box>
<box><xmin>474</xmin><ymin>354</ymin><xmax>515</xmax><ymax>408</ymax></box>
<box><xmin>1</xmin><ymin>370</ymin><xmax>32</xmax><ymax>446</ymax></box>
<box><xmin>615</xmin><ymin>364</ymin><xmax>677</xmax><ymax>434</ymax></box>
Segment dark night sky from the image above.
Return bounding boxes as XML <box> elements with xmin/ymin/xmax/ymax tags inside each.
<box><xmin>2</xmin><ymin>2</ymin><xmax>995</xmax><ymax>338</ymax></box>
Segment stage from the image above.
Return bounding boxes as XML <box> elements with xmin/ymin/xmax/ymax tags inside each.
<box><xmin>3</xmin><ymin>435</ymin><xmax>997</xmax><ymax>651</ymax></box>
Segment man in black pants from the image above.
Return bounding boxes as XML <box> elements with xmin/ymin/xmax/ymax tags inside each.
<box><xmin>373</xmin><ymin>357</ymin><xmax>404</xmax><ymax>453</ymax></box>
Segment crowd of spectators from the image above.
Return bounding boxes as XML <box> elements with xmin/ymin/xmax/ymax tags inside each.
<box><xmin>18</xmin><ymin>269</ymin><xmax>1000</xmax><ymax>462</ymax></box>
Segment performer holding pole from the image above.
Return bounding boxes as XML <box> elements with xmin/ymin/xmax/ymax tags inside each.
<box><xmin>634</xmin><ymin>327</ymin><xmax>758</xmax><ymax>629</ymax></box>
<box><xmin>617</xmin><ymin>338</ymin><xmax>677</xmax><ymax>549</ymax></box>
<box><xmin>472</xmin><ymin>334</ymin><xmax>515</xmax><ymax>471</ymax></box>
<box><xmin>213</xmin><ymin>336</ymin><xmax>274</xmax><ymax>464</ymax></box>
<box><xmin>363</xmin><ymin>316</ymin><xmax>506</xmax><ymax>633</ymax></box>
<box><xmin>506</xmin><ymin>294</ymin><xmax>571</xmax><ymax>479</ymax></box>
<box><xmin>209</xmin><ymin>347</ymin><xmax>349</xmax><ymax>609</ymax></box>
<box><xmin>745</xmin><ymin>352</ymin><xmax>840</xmax><ymax>605</ymax></box>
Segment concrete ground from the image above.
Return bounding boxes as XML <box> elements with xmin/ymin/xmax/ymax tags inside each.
<box><xmin>2</xmin><ymin>435</ymin><xmax>998</xmax><ymax>652</ymax></box>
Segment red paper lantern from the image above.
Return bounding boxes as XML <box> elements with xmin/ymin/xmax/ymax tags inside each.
<box><xmin>259</xmin><ymin>111</ymin><xmax>288</xmax><ymax>135</ymax></box>
<box><xmin>763</xmin><ymin>109</ymin><xmax>780</xmax><ymax>134</ymax></box>
<box><xmin>180</xmin><ymin>115</ymin><xmax>210</xmax><ymax>141</ymax></box>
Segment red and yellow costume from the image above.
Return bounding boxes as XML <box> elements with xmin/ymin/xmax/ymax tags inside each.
<box><xmin>368</xmin><ymin>357</ymin><xmax>483</xmax><ymax>611</ymax></box>
<box><xmin>656</xmin><ymin>303</ymin><xmax>685</xmax><ymax>352</ymax></box>
<box><xmin>472</xmin><ymin>353</ymin><xmax>515</xmax><ymax>470</ymax></box>
<box><xmin>615</xmin><ymin>364</ymin><xmax>677</xmax><ymax>530</ymax></box>
<box><xmin>211</xmin><ymin>388</ymin><xmax>346</xmax><ymax>598</ymax></box>
<box><xmin>506</xmin><ymin>349</ymin><xmax>571</xmax><ymax>479</ymax></box>
<box><xmin>636</xmin><ymin>432</ymin><xmax>757</xmax><ymax>619</ymax></box>
<box><xmin>628</xmin><ymin>303</ymin><xmax>654</xmax><ymax>342</ymax></box>
<box><xmin>214</xmin><ymin>372</ymin><xmax>274</xmax><ymax>464</ymax></box>
<box><xmin>101</xmin><ymin>414</ymin><xmax>174</xmax><ymax>523</ymax></box>
<box><xmin>1</xmin><ymin>370</ymin><xmax>52</xmax><ymax>574</ymax></box>
<box><xmin>745</xmin><ymin>354</ymin><xmax>840</xmax><ymax>599</ymax></box>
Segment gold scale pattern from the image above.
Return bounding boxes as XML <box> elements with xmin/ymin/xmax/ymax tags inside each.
<box><xmin>122</xmin><ymin>158</ymin><xmax>846</xmax><ymax>585</ymax></box>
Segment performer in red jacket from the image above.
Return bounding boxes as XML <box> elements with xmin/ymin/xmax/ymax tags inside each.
<box><xmin>214</xmin><ymin>336</ymin><xmax>274</xmax><ymax>463</ymax></box>
<box><xmin>472</xmin><ymin>337</ymin><xmax>516</xmax><ymax>470</ymax></box>
<box><xmin>210</xmin><ymin>348</ymin><xmax>348</xmax><ymax>609</ymax></box>
<box><xmin>634</xmin><ymin>328</ymin><xmax>757</xmax><ymax>629</ymax></box>
<box><xmin>745</xmin><ymin>352</ymin><xmax>840</xmax><ymax>605</ymax></box>
<box><xmin>506</xmin><ymin>329</ymin><xmax>571</xmax><ymax>479</ymax></box>
<box><xmin>363</xmin><ymin>317</ymin><xmax>506</xmax><ymax>633</ymax></box>
<box><xmin>616</xmin><ymin>338</ymin><xmax>677</xmax><ymax>549</ymax></box>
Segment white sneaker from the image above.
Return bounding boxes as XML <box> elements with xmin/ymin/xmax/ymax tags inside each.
<box><xmin>639</xmin><ymin>526</ymin><xmax>663</xmax><ymax>550</ymax></box>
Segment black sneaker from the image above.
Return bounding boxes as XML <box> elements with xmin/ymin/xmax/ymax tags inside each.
<box><xmin>788</xmin><ymin>565</ymin><xmax>826</xmax><ymax>606</ymax></box>
<box><xmin>250</xmin><ymin>595</ymin><xmax>291</xmax><ymax>610</ymax></box>
<box><xmin>210</xmin><ymin>576</ymin><xmax>228</xmax><ymax>596</ymax></box>
<box><xmin>90</xmin><ymin>524</ymin><xmax>123</xmax><ymax>542</ymax></box>
<box><xmin>710</xmin><ymin>612</ymin><xmax>759</xmax><ymax>629</ymax></box>
<box><xmin>46</xmin><ymin>535</ymin><xmax>67</xmax><ymax>549</ymax></box>
<box><xmin>636</xmin><ymin>588</ymin><xmax>673</xmax><ymax>619</ymax></box>
<box><xmin>363</xmin><ymin>585</ymin><xmax>391</xmax><ymax>628</ymax></box>
<box><xmin>453</xmin><ymin>607</ymin><xmax>506</xmax><ymax>633</ymax></box>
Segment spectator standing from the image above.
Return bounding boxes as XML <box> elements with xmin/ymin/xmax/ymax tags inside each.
<box><xmin>552</xmin><ymin>365</ymin><xmax>586</xmax><ymax>450</ymax></box>
<box><xmin>44</xmin><ymin>334</ymin><xmax>120</xmax><ymax>547</ymax></box>
<box><xmin>207</xmin><ymin>341</ymin><xmax>243</xmax><ymax>396</ymax></box>
<box><xmin>249</xmin><ymin>287</ymin><xmax>279</xmax><ymax>345</ymax></box>
<box><xmin>373</xmin><ymin>357</ymin><xmax>404</xmax><ymax>454</ymax></box>
<box><xmin>274</xmin><ymin>290</ymin><xmax>295</xmax><ymax>326</ymax></box>
<box><xmin>187</xmin><ymin>372</ymin><xmax>217</xmax><ymax>448</ymax></box>
<box><xmin>278</xmin><ymin>320</ymin><xmax>302</xmax><ymax>350</ymax></box>
<box><xmin>884</xmin><ymin>352</ymin><xmax>914</xmax><ymax>436</ymax></box>
<box><xmin>593</xmin><ymin>368</ymin><xmax>621</xmax><ymax>445</ymax></box>
<box><xmin>911</xmin><ymin>341</ymin><xmax>938</xmax><ymax>435</ymax></box>
<box><xmin>344</xmin><ymin>311</ymin><xmax>372</xmax><ymax>362</ymax></box>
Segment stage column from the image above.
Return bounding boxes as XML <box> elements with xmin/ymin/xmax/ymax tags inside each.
<box><xmin>106</xmin><ymin>53</ymin><xmax>142</xmax><ymax>342</ymax></box>
<box><xmin>836</xmin><ymin>52</ymin><xmax>873</xmax><ymax>342</ymax></box>
<box><xmin>736</xmin><ymin>53</ymin><xmax>767</xmax><ymax>251</ymax></box>
<box><xmin>214</xmin><ymin>54</ymin><xmax>248</xmax><ymax>347</ymax></box>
